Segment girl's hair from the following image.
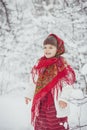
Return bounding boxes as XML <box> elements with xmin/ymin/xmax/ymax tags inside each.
<box><xmin>43</xmin><ymin>36</ymin><xmax>58</xmax><ymax>48</ymax></box>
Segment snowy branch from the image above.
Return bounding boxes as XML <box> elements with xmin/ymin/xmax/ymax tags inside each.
<box><xmin>68</xmin><ymin>97</ymin><xmax>87</xmax><ymax>106</ymax></box>
<box><xmin>70</xmin><ymin>124</ymin><xmax>87</xmax><ymax>130</ymax></box>
<box><xmin>0</xmin><ymin>0</ymin><xmax>11</xmax><ymax>29</ymax></box>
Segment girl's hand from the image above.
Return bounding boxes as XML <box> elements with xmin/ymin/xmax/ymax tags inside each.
<box><xmin>59</xmin><ymin>100</ymin><xmax>67</xmax><ymax>108</ymax></box>
<box><xmin>25</xmin><ymin>97</ymin><xmax>31</xmax><ymax>104</ymax></box>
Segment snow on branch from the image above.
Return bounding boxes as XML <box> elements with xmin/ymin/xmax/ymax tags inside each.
<box><xmin>68</xmin><ymin>97</ymin><xmax>87</xmax><ymax>106</ymax></box>
<box><xmin>80</xmin><ymin>63</ymin><xmax>87</xmax><ymax>75</ymax></box>
<box><xmin>70</xmin><ymin>124</ymin><xmax>87</xmax><ymax>130</ymax></box>
<box><xmin>0</xmin><ymin>0</ymin><xmax>11</xmax><ymax>29</ymax></box>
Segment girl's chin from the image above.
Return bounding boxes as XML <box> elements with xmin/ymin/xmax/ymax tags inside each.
<box><xmin>45</xmin><ymin>55</ymin><xmax>51</xmax><ymax>58</ymax></box>
<box><xmin>45</xmin><ymin>56</ymin><xmax>54</xmax><ymax>58</ymax></box>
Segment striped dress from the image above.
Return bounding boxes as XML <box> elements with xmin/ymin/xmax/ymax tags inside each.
<box><xmin>34</xmin><ymin>92</ymin><xmax>69</xmax><ymax>130</ymax></box>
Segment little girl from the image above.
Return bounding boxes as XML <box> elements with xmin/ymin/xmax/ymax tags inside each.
<box><xmin>25</xmin><ymin>34</ymin><xmax>76</xmax><ymax>130</ymax></box>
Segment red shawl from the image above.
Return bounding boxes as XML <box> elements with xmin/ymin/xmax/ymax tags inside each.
<box><xmin>31</xmin><ymin>56</ymin><xmax>76</xmax><ymax>126</ymax></box>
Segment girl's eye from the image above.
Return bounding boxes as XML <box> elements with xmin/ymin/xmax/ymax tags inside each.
<box><xmin>44</xmin><ymin>47</ymin><xmax>47</xmax><ymax>49</ymax></box>
<box><xmin>49</xmin><ymin>47</ymin><xmax>53</xmax><ymax>49</ymax></box>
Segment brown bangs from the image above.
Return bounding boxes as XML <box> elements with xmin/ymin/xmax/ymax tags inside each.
<box><xmin>43</xmin><ymin>36</ymin><xmax>58</xmax><ymax>48</ymax></box>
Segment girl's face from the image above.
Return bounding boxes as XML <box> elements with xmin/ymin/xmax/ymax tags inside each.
<box><xmin>44</xmin><ymin>44</ymin><xmax>57</xmax><ymax>58</ymax></box>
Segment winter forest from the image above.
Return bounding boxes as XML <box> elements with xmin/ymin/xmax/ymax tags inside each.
<box><xmin>0</xmin><ymin>0</ymin><xmax>87</xmax><ymax>130</ymax></box>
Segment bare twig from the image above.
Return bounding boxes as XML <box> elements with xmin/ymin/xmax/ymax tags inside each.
<box><xmin>68</xmin><ymin>97</ymin><xmax>87</xmax><ymax>106</ymax></box>
<box><xmin>70</xmin><ymin>124</ymin><xmax>87</xmax><ymax>130</ymax></box>
<box><xmin>0</xmin><ymin>0</ymin><xmax>11</xmax><ymax>29</ymax></box>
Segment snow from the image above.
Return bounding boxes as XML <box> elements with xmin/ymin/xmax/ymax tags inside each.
<box><xmin>80</xmin><ymin>64</ymin><xmax>87</xmax><ymax>75</ymax></box>
<box><xmin>0</xmin><ymin>95</ymin><xmax>33</xmax><ymax>130</ymax></box>
<box><xmin>71</xmin><ymin>89</ymin><xmax>84</xmax><ymax>99</ymax></box>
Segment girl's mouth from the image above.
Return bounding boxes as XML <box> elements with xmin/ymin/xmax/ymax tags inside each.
<box><xmin>46</xmin><ymin>53</ymin><xmax>51</xmax><ymax>55</ymax></box>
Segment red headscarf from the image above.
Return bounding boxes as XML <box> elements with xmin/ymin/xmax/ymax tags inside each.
<box><xmin>49</xmin><ymin>34</ymin><xmax>65</xmax><ymax>55</ymax></box>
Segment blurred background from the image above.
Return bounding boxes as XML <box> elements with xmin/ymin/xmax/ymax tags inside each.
<box><xmin>0</xmin><ymin>0</ymin><xmax>87</xmax><ymax>98</ymax></box>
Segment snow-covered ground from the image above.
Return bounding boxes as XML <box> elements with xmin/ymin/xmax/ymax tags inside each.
<box><xmin>0</xmin><ymin>95</ymin><xmax>33</xmax><ymax>130</ymax></box>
